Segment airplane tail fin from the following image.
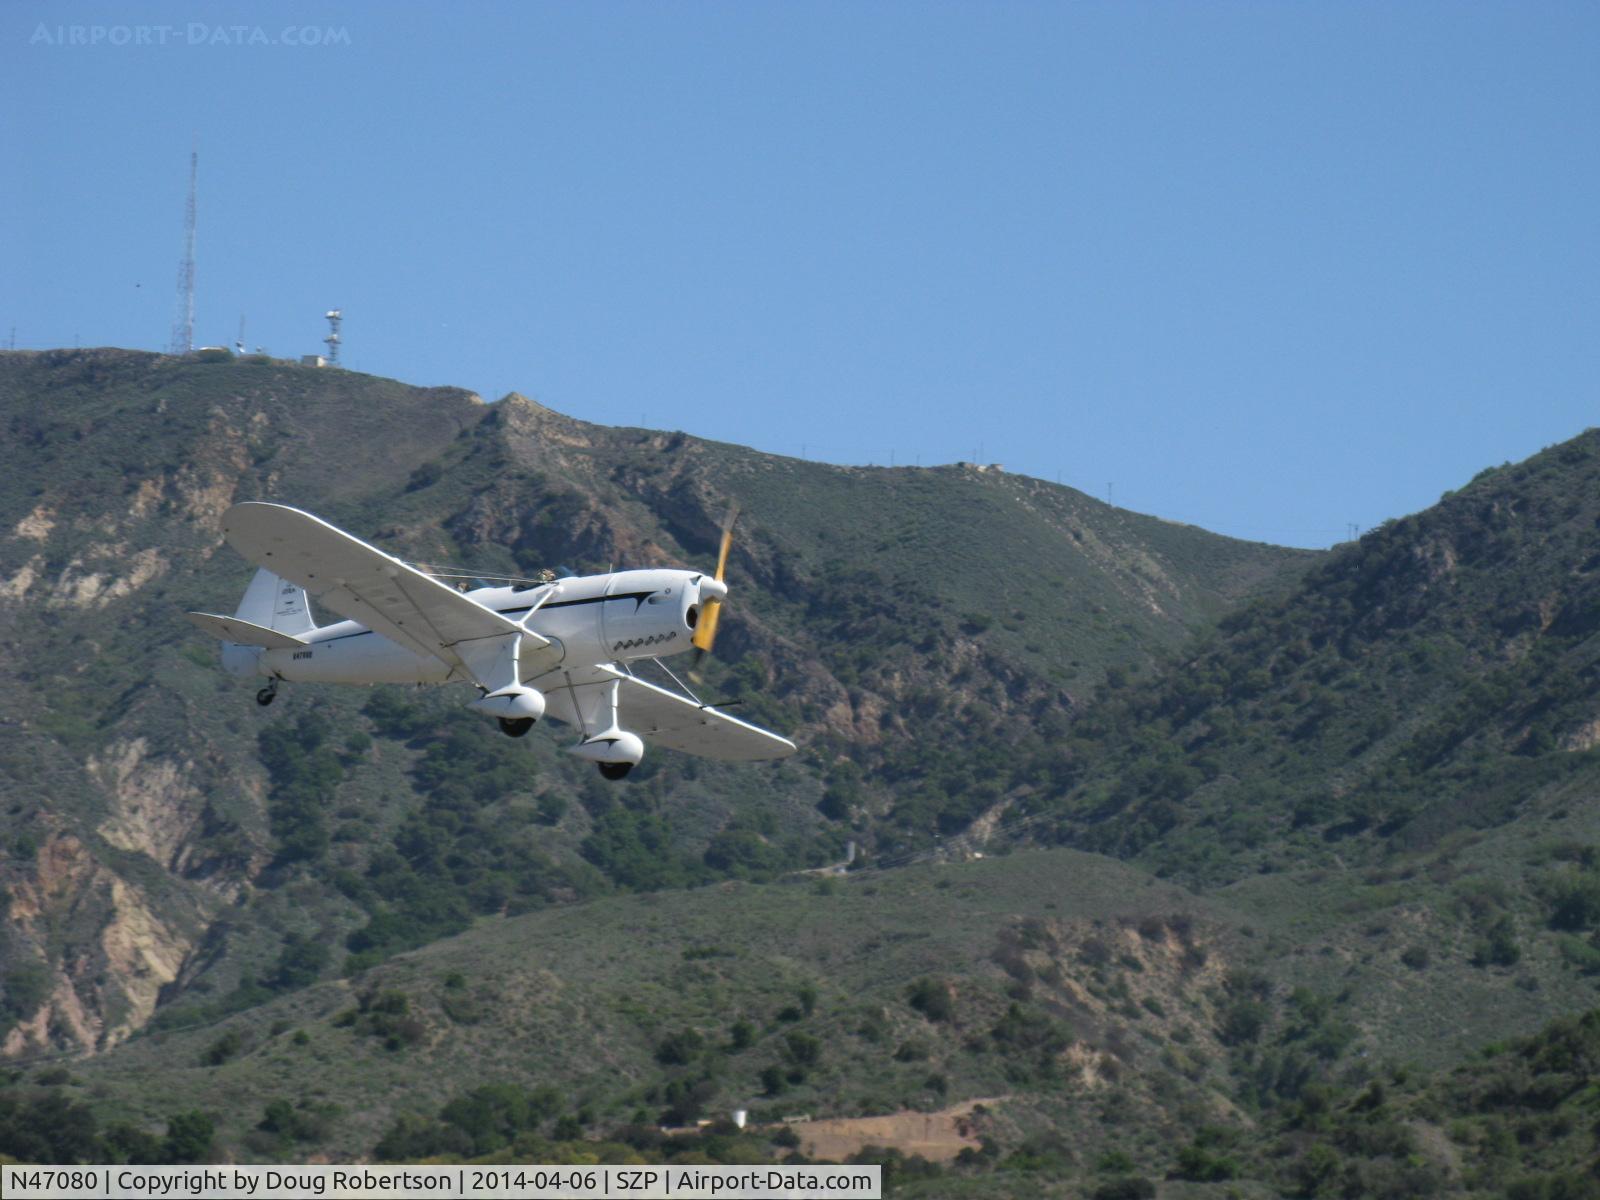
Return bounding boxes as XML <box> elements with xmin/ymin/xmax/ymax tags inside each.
<box><xmin>235</xmin><ymin>567</ymin><xmax>316</xmax><ymax>636</ymax></box>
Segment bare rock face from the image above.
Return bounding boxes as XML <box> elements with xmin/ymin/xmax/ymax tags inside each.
<box><xmin>4</xmin><ymin>833</ymin><xmax>195</xmax><ymax>1054</ymax></box>
<box><xmin>98</xmin><ymin>876</ymin><xmax>189</xmax><ymax>1045</ymax></box>
<box><xmin>89</xmin><ymin>738</ymin><xmax>203</xmax><ymax>872</ymax></box>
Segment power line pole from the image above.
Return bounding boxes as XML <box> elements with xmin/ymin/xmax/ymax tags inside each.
<box><xmin>168</xmin><ymin>144</ymin><xmax>197</xmax><ymax>355</ymax></box>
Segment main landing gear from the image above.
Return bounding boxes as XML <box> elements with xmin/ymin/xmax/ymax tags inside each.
<box><xmin>565</xmin><ymin>683</ymin><xmax>643</xmax><ymax>781</ymax></box>
<box><xmin>255</xmin><ymin>681</ymin><xmax>279</xmax><ymax>707</ymax></box>
<box><xmin>498</xmin><ymin>717</ymin><xmax>536</xmax><ymax>738</ymax></box>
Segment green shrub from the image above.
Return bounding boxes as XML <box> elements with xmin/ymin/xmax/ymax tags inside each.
<box><xmin>1544</xmin><ymin>871</ymin><xmax>1600</xmax><ymax>931</ymax></box>
<box><xmin>438</xmin><ymin>1082</ymin><xmax>560</xmax><ymax>1156</ymax></box>
<box><xmin>1</xmin><ymin>962</ymin><xmax>52</xmax><ymax>1033</ymax></box>
<box><xmin>163</xmin><ymin>1111</ymin><xmax>215</xmax><ymax>1162</ymax></box>
<box><xmin>908</xmin><ymin>978</ymin><xmax>954</xmax><ymax>1022</ymax></box>
<box><xmin>0</xmin><ymin>1091</ymin><xmax>101</xmax><ymax>1163</ymax></box>
<box><xmin>784</xmin><ymin>1032</ymin><xmax>821</xmax><ymax>1067</ymax></box>
<box><xmin>258</xmin><ymin>1098</ymin><xmax>335</xmax><ymax>1146</ymax></box>
<box><xmin>655</xmin><ymin>1029</ymin><xmax>705</xmax><ymax>1066</ymax></box>
<box><xmin>202</xmin><ymin>1029</ymin><xmax>243</xmax><ymax>1066</ymax></box>
<box><xmin>1174</xmin><ymin>1140</ymin><xmax>1237</xmax><ymax>1182</ymax></box>
<box><xmin>1471</xmin><ymin>916</ymin><xmax>1522</xmax><ymax>967</ymax></box>
<box><xmin>1219</xmin><ymin>999</ymin><xmax>1269</xmax><ymax>1046</ymax></box>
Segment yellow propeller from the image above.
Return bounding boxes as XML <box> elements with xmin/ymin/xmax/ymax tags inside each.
<box><xmin>691</xmin><ymin>504</ymin><xmax>739</xmax><ymax>672</ymax></box>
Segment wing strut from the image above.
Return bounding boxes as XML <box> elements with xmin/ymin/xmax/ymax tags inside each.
<box><xmin>639</xmin><ymin>656</ymin><xmax>706</xmax><ymax>707</ymax></box>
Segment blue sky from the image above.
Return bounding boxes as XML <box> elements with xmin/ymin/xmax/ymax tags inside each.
<box><xmin>5</xmin><ymin>2</ymin><xmax>1597</xmax><ymax>547</ymax></box>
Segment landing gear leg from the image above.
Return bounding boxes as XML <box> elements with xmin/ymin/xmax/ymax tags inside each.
<box><xmin>255</xmin><ymin>680</ymin><xmax>279</xmax><ymax>707</ymax></box>
<box><xmin>572</xmin><ymin>680</ymin><xmax>642</xmax><ymax>780</ymax></box>
<box><xmin>499</xmin><ymin>717</ymin><xmax>536</xmax><ymax>738</ymax></box>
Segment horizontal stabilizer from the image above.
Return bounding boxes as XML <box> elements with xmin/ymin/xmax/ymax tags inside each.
<box><xmin>186</xmin><ymin>611</ymin><xmax>307</xmax><ymax>650</ymax></box>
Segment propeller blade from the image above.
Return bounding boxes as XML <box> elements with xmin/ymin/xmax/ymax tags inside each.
<box><xmin>690</xmin><ymin>601</ymin><xmax>721</xmax><ymax>658</ymax></box>
<box><xmin>712</xmin><ymin>511</ymin><xmax>736</xmax><ymax>580</ymax></box>
<box><xmin>691</xmin><ymin>505</ymin><xmax>739</xmax><ymax>667</ymax></box>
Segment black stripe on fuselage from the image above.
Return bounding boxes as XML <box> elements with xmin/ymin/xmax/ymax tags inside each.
<box><xmin>501</xmin><ymin>589</ymin><xmax>657</xmax><ymax>617</ymax></box>
<box><xmin>308</xmin><ymin>589</ymin><xmax>660</xmax><ymax>645</ymax></box>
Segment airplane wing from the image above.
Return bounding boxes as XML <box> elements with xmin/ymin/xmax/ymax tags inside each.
<box><xmin>221</xmin><ymin>502</ymin><xmax>551</xmax><ymax>674</ymax></box>
<box><xmin>535</xmin><ymin>664</ymin><xmax>797</xmax><ymax>762</ymax></box>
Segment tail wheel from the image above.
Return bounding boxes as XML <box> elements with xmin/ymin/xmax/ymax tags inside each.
<box><xmin>498</xmin><ymin>717</ymin><xmax>536</xmax><ymax>738</ymax></box>
<box><xmin>597</xmin><ymin>761</ymin><xmax>633</xmax><ymax>781</ymax></box>
<box><xmin>255</xmin><ymin>688</ymin><xmax>276</xmax><ymax>707</ymax></box>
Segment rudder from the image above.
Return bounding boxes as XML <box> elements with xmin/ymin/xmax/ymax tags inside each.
<box><xmin>235</xmin><ymin>567</ymin><xmax>316</xmax><ymax>636</ymax></box>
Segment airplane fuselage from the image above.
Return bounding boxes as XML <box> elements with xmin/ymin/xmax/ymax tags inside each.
<box><xmin>224</xmin><ymin>568</ymin><xmax>707</xmax><ymax>687</ymax></box>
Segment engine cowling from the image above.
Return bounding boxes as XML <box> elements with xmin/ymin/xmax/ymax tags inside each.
<box><xmin>601</xmin><ymin>570</ymin><xmax>699</xmax><ymax>661</ymax></box>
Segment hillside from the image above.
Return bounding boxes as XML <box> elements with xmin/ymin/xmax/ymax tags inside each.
<box><xmin>6</xmin><ymin>349</ymin><xmax>1600</xmax><ymax>1195</ymax></box>
<box><xmin>0</xmin><ymin>347</ymin><xmax>1307</xmax><ymax>1061</ymax></box>
<box><xmin>53</xmin><ymin>850</ymin><xmax>1243</xmax><ymax>1164</ymax></box>
<box><xmin>20</xmin><ymin>842</ymin><xmax>1600</xmax><ymax>1197</ymax></box>
<box><xmin>17</xmin><ymin>845</ymin><xmax>1509</xmax><ymax>1195</ymax></box>
<box><xmin>1033</xmin><ymin>428</ymin><xmax>1600</xmax><ymax>886</ymax></box>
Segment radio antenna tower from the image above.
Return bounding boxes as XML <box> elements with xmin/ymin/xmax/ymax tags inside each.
<box><xmin>323</xmin><ymin>309</ymin><xmax>342</xmax><ymax>365</ymax></box>
<box><xmin>168</xmin><ymin>145</ymin><xmax>197</xmax><ymax>355</ymax></box>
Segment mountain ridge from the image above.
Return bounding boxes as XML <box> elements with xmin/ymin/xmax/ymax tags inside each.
<box><xmin>1035</xmin><ymin>426</ymin><xmax>1600</xmax><ymax>883</ymax></box>
<box><xmin>0</xmin><ymin>346</ymin><xmax>1309</xmax><ymax>1062</ymax></box>
<box><xmin>6</xmin><ymin>349</ymin><xmax>1600</xmax><ymax>1196</ymax></box>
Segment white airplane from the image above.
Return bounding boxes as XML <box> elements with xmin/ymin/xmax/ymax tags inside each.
<box><xmin>186</xmin><ymin>502</ymin><xmax>795</xmax><ymax>779</ymax></box>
